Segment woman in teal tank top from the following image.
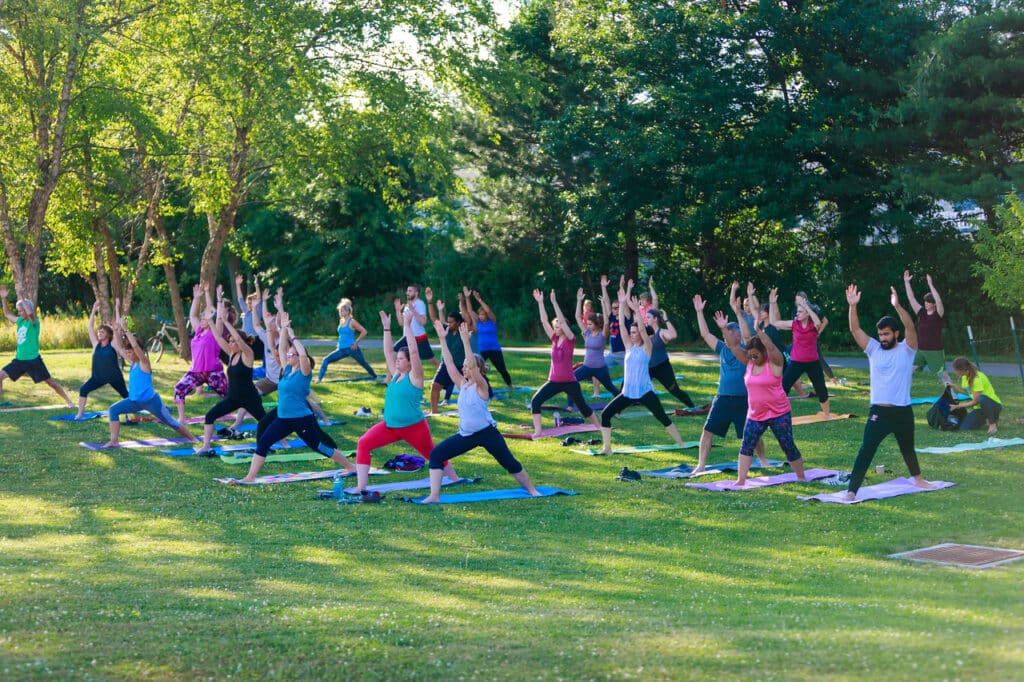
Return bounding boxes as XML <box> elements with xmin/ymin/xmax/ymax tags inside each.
<box><xmin>350</xmin><ymin>307</ymin><xmax>462</xmax><ymax>495</ymax></box>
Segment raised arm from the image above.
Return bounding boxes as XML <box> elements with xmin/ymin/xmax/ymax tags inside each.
<box><xmin>926</xmin><ymin>274</ymin><xmax>944</xmax><ymax>317</ymax></box>
<box><xmin>846</xmin><ymin>284</ymin><xmax>870</xmax><ymax>351</ymax></box>
<box><xmin>87</xmin><ymin>301</ymin><xmax>100</xmax><ymax>347</ymax></box>
<box><xmin>903</xmin><ymin>270</ymin><xmax>922</xmax><ymax>315</ymax></box>
<box><xmin>533</xmin><ymin>288</ymin><xmax>554</xmax><ymax>339</ymax></box>
<box><xmin>550</xmin><ymin>290</ymin><xmax>574</xmax><ymax>341</ymax></box>
<box><xmin>211</xmin><ymin>298</ymin><xmax>234</xmax><ymax>355</ymax></box>
<box><xmin>234</xmin><ymin>274</ymin><xmax>246</xmax><ymax>311</ymax></box>
<box><xmin>290</xmin><ymin>329</ymin><xmax>311</xmax><ymax>377</ymax></box>
<box><xmin>379</xmin><ymin>310</ymin><xmax>396</xmax><ymax>374</ymax></box>
<box><xmin>728</xmin><ymin>281</ymin><xmax>741</xmax><ymax>315</ymax></box>
<box><xmin>730</xmin><ymin>291</ymin><xmax>753</xmax><ymax>344</ymax></box>
<box><xmin>474</xmin><ymin>290</ymin><xmax>496</xmax><ymax>323</ymax></box>
<box><xmin>648</xmin><ymin>275</ymin><xmax>658</xmax><ymax>310</ymax></box>
<box><xmin>223</xmin><ymin>316</ymin><xmax>254</xmax><ymax>367</ymax></box>
<box><xmin>629</xmin><ymin>296</ymin><xmax>652</xmax><ymax>355</ymax></box>
<box><xmin>768</xmin><ymin>288</ymin><xmax>792</xmax><ymax>330</ymax></box>
<box><xmin>618</xmin><ymin>288</ymin><xmax>634</xmax><ymax>349</ymax></box>
<box><xmin>600</xmin><ymin>274</ymin><xmax>612</xmax><ymax>316</ymax></box>
<box><xmin>117</xmin><ymin>304</ymin><xmax>151</xmax><ymax>373</ymax></box>
<box><xmin>599</xmin><ymin>291</ymin><xmax>611</xmax><ymax>336</ymax></box>
<box><xmin>433</xmin><ymin>317</ymin><xmax>465</xmax><ymax>388</ymax></box>
<box><xmin>425</xmin><ymin>287</ymin><xmax>438</xmax><ymax>324</ymax></box>
<box><xmin>660</xmin><ymin>310</ymin><xmax>678</xmax><ymax>343</ymax></box>
<box><xmin>188</xmin><ymin>284</ymin><xmax>203</xmax><ymax>330</ymax></box>
<box><xmin>402</xmin><ymin>307</ymin><xmax>424</xmax><ymax>388</ymax></box>
<box><xmin>574</xmin><ymin>288</ymin><xmax>585</xmax><ymax>331</ymax></box>
<box><xmin>0</xmin><ymin>287</ymin><xmax>17</xmax><ymax>324</ymax></box>
<box><xmin>693</xmin><ymin>295</ymin><xmax>718</xmax><ymax>351</ymax></box>
<box><xmin>797</xmin><ymin>296</ymin><xmax>823</xmax><ymax>331</ymax></box>
<box><xmin>716</xmin><ymin>310</ymin><xmax>748</xmax><ymax>364</ymax></box>
<box><xmin>459</xmin><ymin>289</ymin><xmax>476</xmax><ymax>332</ymax></box>
<box><xmin>892</xmin><ymin>286</ymin><xmax>917</xmax><ymax>351</ymax></box>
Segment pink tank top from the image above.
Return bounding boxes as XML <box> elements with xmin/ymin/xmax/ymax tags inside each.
<box><xmin>744</xmin><ymin>362</ymin><xmax>790</xmax><ymax>421</ymax></box>
<box><xmin>548</xmin><ymin>335</ymin><xmax>576</xmax><ymax>382</ymax></box>
<box><xmin>789</xmin><ymin>318</ymin><xmax>819</xmax><ymax>363</ymax></box>
<box><xmin>191</xmin><ymin>328</ymin><xmax>223</xmax><ymax>372</ymax></box>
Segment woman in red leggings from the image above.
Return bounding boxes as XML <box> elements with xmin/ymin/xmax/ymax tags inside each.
<box><xmin>351</xmin><ymin>307</ymin><xmax>460</xmax><ymax>494</ymax></box>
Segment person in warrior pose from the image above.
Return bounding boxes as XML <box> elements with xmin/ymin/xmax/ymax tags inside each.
<box><xmin>76</xmin><ymin>301</ymin><xmax>128</xmax><ymax>418</ymax></box>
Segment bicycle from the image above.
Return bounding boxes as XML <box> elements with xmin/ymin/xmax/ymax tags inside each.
<box><xmin>146</xmin><ymin>315</ymin><xmax>183</xmax><ymax>362</ymax></box>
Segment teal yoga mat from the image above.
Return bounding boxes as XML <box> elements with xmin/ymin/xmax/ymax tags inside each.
<box><xmin>404</xmin><ymin>485</ymin><xmax>576</xmax><ymax>505</ymax></box>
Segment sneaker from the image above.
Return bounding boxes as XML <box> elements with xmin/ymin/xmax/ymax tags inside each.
<box><xmin>560</xmin><ymin>436</ymin><xmax>581</xmax><ymax>446</ymax></box>
<box><xmin>354</xmin><ymin>407</ymin><xmax>373</xmax><ymax>417</ymax></box>
<box><xmin>360</xmin><ymin>490</ymin><xmax>383</xmax><ymax>503</ymax></box>
<box><xmin>216</xmin><ymin>426</ymin><xmax>233</xmax><ymax>437</ymax></box>
<box><xmin>821</xmin><ymin>472</ymin><xmax>851</xmax><ymax>487</ymax></box>
<box><xmin>616</xmin><ymin>467</ymin><xmax>641</xmax><ymax>482</ymax></box>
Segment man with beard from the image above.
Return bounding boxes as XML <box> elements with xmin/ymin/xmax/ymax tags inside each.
<box><xmin>388</xmin><ymin>285</ymin><xmax>437</xmax><ymax>382</ymax></box>
<box><xmin>844</xmin><ymin>284</ymin><xmax>935</xmax><ymax>501</ymax></box>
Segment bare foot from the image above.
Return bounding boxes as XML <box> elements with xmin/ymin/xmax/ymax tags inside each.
<box><xmin>843</xmin><ymin>491</ymin><xmax>856</xmax><ymax>501</ymax></box>
<box><xmin>99</xmin><ymin>441</ymin><xmax>120</xmax><ymax>449</ymax></box>
<box><xmin>531</xmin><ymin>432</ymin><xmax>543</xmax><ymax>439</ymax></box>
<box><xmin>420</xmin><ymin>496</ymin><xmax>440</xmax><ymax>504</ymax></box>
<box><xmin>238</xmin><ymin>477</ymin><xmax>256</xmax><ymax>484</ymax></box>
<box><xmin>987</xmin><ymin>424</ymin><xmax>998</xmax><ymax>435</ymax></box>
<box><xmin>596</xmin><ymin>449</ymin><xmax>612</xmax><ymax>456</ymax></box>
<box><xmin>914</xmin><ymin>478</ymin><xmax>937</xmax><ymax>490</ymax></box>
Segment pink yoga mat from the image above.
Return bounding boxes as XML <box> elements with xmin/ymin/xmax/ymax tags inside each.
<box><xmin>502</xmin><ymin>423</ymin><xmax>599</xmax><ymax>440</ymax></box>
<box><xmin>685</xmin><ymin>468</ymin><xmax>840</xmax><ymax>491</ymax></box>
<box><xmin>797</xmin><ymin>478</ymin><xmax>956</xmax><ymax>504</ymax></box>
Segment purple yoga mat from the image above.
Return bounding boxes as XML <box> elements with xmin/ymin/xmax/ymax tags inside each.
<box><xmin>685</xmin><ymin>468</ymin><xmax>840</xmax><ymax>491</ymax></box>
<box><xmin>503</xmin><ymin>423</ymin><xmax>599</xmax><ymax>440</ymax></box>
<box><xmin>797</xmin><ymin>478</ymin><xmax>956</xmax><ymax>504</ymax></box>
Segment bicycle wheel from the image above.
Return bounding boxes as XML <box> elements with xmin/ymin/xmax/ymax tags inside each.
<box><xmin>146</xmin><ymin>335</ymin><xmax>165</xmax><ymax>362</ymax></box>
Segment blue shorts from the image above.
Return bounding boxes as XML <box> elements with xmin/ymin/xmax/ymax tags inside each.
<box><xmin>703</xmin><ymin>394</ymin><xmax>747</xmax><ymax>439</ymax></box>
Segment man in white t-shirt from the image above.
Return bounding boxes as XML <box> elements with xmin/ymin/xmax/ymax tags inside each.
<box><xmin>845</xmin><ymin>284</ymin><xmax>935</xmax><ymax>501</ymax></box>
<box><xmin>392</xmin><ymin>285</ymin><xmax>437</xmax><ymax>369</ymax></box>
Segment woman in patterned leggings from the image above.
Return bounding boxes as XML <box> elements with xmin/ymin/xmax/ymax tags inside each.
<box><xmin>719</xmin><ymin>314</ymin><xmax>808</xmax><ymax>486</ymax></box>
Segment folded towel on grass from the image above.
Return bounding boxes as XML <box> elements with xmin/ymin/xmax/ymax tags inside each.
<box><xmin>915</xmin><ymin>437</ymin><xmax>1024</xmax><ymax>454</ymax></box>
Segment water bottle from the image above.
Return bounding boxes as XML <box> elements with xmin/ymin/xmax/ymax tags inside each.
<box><xmin>553</xmin><ymin>410</ymin><xmax>561</xmax><ymax>428</ymax></box>
<box><xmin>332</xmin><ymin>473</ymin><xmax>344</xmax><ymax>499</ymax></box>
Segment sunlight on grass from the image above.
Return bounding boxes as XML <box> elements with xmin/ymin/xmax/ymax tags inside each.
<box><xmin>176</xmin><ymin>586</ymin><xmax>241</xmax><ymax>600</ymax></box>
<box><xmin>85</xmin><ymin>453</ymin><xmax>117</xmax><ymax>469</ymax></box>
<box><xmin>0</xmin><ymin>495</ymin><xmax>79</xmax><ymax>527</ymax></box>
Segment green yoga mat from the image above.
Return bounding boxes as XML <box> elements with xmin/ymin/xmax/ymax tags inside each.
<box><xmin>569</xmin><ymin>441</ymin><xmax>700</xmax><ymax>456</ymax></box>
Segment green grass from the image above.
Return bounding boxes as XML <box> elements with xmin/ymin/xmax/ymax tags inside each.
<box><xmin>0</xmin><ymin>348</ymin><xmax>1022</xmax><ymax>680</ymax></box>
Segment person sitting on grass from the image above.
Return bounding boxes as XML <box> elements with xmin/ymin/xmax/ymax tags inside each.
<box><xmin>237</xmin><ymin>305</ymin><xmax>357</xmax><ymax>484</ymax></box>
<box><xmin>844</xmin><ymin>284</ymin><xmax>935</xmax><ymax>501</ymax></box>
<box><xmin>76</xmin><ymin>300</ymin><xmax>128</xmax><ymax>419</ymax></box>
<box><xmin>0</xmin><ymin>285</ymin><xmax>75</xmax><ymax>408</ymax></box>
<box><xmin>719</xmin><ymin>311</ymin><xmax>808</xmax><ymax>487</ymax></box>
<box><xmin>596</xmin><ymin>292</ymin><xmax>687</xmax><ymax>455</ymax></box>
<box><xmin>102</xmin><ymin>305</ymin><xmax>198</xmax><ymax>448</ymax></box>
<box><xmin>947</xmin><ymin>356</ymin><xmax>1002</xmax><ymax>434</ymax></box>
<box><xmin>421</xmin><ymin>320</ymin><xmax>540</xmax><ymax>503</ymax></box>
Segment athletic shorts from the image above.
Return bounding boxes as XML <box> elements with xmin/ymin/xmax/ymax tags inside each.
<box><xmin>3</xmin><ymin>356</ymin><xmax>51</xmax><ymax>383</ymax></box>
<box><xmin>703</xmin><ymin>394</ymin><xmax>747</xmax><ymax>439</ymax></box>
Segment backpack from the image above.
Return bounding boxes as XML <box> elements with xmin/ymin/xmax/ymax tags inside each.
<box><xmin>926</xmin><ymin>387</ymin><xmax>967</xmax><ymax>431</ymax></box>
<box><xmin>383</xmin><ymin>454</ymin><xmax>426</xmax><ymax>472</ymax></box>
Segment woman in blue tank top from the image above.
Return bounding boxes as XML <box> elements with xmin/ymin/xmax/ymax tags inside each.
<box><xmin>466</xmin><ymin>290</ymin><xmax>514</xmax><ymax>389</ymax></box>
<box><xmin>101</xmin><ymin>308</ymin><xmax>197</xmax><ymax>448</ymax></box>
<box><xmin>420</xmin><ymin>320</ymin><xmax>540</xmax><ymax>503</ymax></box>
<box><xmin>238</xmin><ymin>302</ymin><xmax>357</xmax><ymax>484</ymax></box>
<box><xmin>316</xmin><ymin>297</ymin><xmax>376</xmax><ymax>383</ymax></box>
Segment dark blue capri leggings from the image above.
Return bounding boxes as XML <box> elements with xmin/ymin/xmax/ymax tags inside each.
<box><xmin>531</xmin><ymin>381</ymin><xmax>593</xmax><ymax>417</ymax></box>
<box><xmin>429</xmin><ymin>425</ymin><xmax>523</xmax><ymax>474</ymax></box>
<box><xmin>782</xmin><ymin>360</ymin><xmax>829</xmax><ymax>405</ymax></box>
<box><xmin>600</xmin><ymin>391</ymin><xmax>672</xmax><ymax>427</ymax></box>
<box><xmin>739</xmin><ymin>412</ymin><xmax>801</xmax><ymax>461</ymax></box>
<box><xmin>255</xmin><ymin>414</ymin><xmax>336</xmax><ymax>457</ymax></box>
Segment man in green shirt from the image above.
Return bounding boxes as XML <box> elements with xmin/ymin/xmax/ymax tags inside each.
<box><xmin>0</xmin><ymin>286</ymin><xmax>74</xmax><ymax>407</ymax></box>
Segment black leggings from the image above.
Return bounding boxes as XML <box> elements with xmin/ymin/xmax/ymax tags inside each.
<box><xmin>648</xmin><ymin>361</ymin><xmax>694</xmax><ymax>407</ymax></box>
<box><xmin>79</xmin><ymin>374</ymin><xmax>128</xmax><ymax>399</ymax></box>
<box><xmin>255</xmin><ymin>414</ymin><xmax>336</xmax><ymax>458</ymax></box>
<box><xmin>848</xmin><ymin>405</ymin><xmax>921</xmax><ymax>494</ymax></box>
<box><xmin>531</xmin><ymin>380</ymin><xmax>593</xmax><ymax>417</ymax></box>
<box><xmin>256</xmin><ymin>408</ymin><xmax>337</xmax><ymax>450</ymax></box>
<box><xmin>782</xmin><ymin>360</ymin><xmax>829</xmax><ymax>404</ymax></box>
<box><xmin>205</xmin><ymin>393</ymin><xmax>265</xmax><ymax>425</ymax></box>
<box><xmin>574</xmin><ymin>365</ymin><xmax>618</xmax><ymax>396</ymax></box>
<box><xmin>601</xmin><ymin>391</ymin><xmax>672</xmax><ymax>427</ymax></box>
<box><xmin>481</xmin><ymin>350</ymin><xmax>513</xmax><ymax>387</ymax></box>
<box><xmin>428</xmin><ymin>425</ymin><xmax>522</xmax><ymax>473</ymax></box>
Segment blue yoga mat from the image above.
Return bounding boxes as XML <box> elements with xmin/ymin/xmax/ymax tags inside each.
<box><xmin>640</xmin><ymin>459</ymin><xmax>784</xmax><ymax>479</ymax></box>
<box><xmin>49</xmin><ymin>411</ymin><xmax>105</xmax><ymax>421</ymax></box>
<box><xmin>344</xmin><ymin>476</ymin><xmax>480</xmax><ymax>495</ymax></box>
<box><xmin>404</xmin><ymin>485</ymin><xmax>576</xmax><ymax>505</ymax></box>
<box><xmin>161</xmin><ymin>438</ymin><xmax>304</xmax><ymax>457</ymax></box>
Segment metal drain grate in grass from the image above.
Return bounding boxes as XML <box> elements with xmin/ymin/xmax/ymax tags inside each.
<box><xmin>890</xmin><ymin>543</ymin><xmax>1024</xmax><ymax>569</ymax></box>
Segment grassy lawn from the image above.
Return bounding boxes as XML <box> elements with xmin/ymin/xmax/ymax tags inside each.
<box><xmin>0</xmin><ymin>348</ymin><xmax>1021</xmax><ymax>680</ymax></box>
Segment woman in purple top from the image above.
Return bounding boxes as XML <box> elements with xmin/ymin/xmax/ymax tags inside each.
<box><xmin>173</xmin><ymin>283</ymin><xmax>228</xmax><ymax>424</ymax></box>
<box><xmin>529</xmin><ymin>289</ymin><xmax>602</xmax><ymax>438</ymax></box>
<box><xmin>570</xmin><ymin>286</ymin><xmax>617</xmax><ymax>401</ymax></box>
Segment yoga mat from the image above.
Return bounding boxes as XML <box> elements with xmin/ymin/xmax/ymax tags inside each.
<box><xmin>910</xmin><ymin>393</ymin><xmax>970</xmax><ymax>405</ymax></box>
<box><xmin>80</xmin><ymin>437</ymin><xmax>201</xmax><ymax>451</ymax></box>
<box><xmin>541</xmin><ymin>403</ymin><xmax>608</xmax><ymax>412</ymax></box>
<box><xmin>674</xmin><ymin>405</ymin><xmax>711</xmax><ymax>417</ymax></box>
<box><xmin>640</xmin><ymin>459</ymin><xmax>785</xmax><ymax>479</ymax></box>
<box><xmin>569</xmin><ymin>441</ymin><xmax>700</xmax><ymax>456</ymax></box>
<box><xmin>798</xmin><ymin>478</ymin><xmax>956</xmax><ymax>504</ymax></box>
<box><xmin>404</xmin><ymin>485</ymin><xmax>577</xmax><ymax>505</ymax></box>
<box><xmin>219</xmin><ymin>451</ymin><xmax>324</xmax><ymax>464</ymax></box>
<box><xmin>216</xmin><ymin>467</ymin><xmax>389</xmax><ymax>485</ymax></box>
<box><xmin>49</xmin><ymin>411</ymin><xmax>106</xmax><ymax>421</ymax></box>
<box><xmin>424</xmin><ymin>411</ymin><xmax>459</xmax><ymax>418</ymax></box>
<box><xmin>915</xmin><ymin>437</ymin><xmax>1024</xmax><ymax>454</ymax></box>
<box><xmin>492</xmin><ymin>386</ymin><xmax>537</xmax><ymax>394</ymax></box>
<box><xmin>502</xmin><ymin>423</ymin><xmax>599</xmax><ymax>440</ymax></box>
<box><xmin>343</xmin><ymin>476</ymin><xmax>480</xmax><ymax>495</ymax></box>
<box><xmin>685</xmin><ymin>468</ymin><xmax>840</xmax><ymax>491</ymax></box>
<box><xmin>161</xmin><ymin>438</ymin><xmax>308</xmax><ymax>456</ymax></box>
<box><xmin>321</xmin><ymin>376</ymin><xmax>378</xmax><ymax>383</ymax></box>
<box><xmin>791</xmin><ymin>412</ymin><xmax>858</xmax><ymax>426</ymax></box>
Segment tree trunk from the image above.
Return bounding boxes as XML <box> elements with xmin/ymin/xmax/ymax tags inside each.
<box><xmin>153</xmin><ymin>211</ymin><xmax>191</xmax><ymax>362</ymax></box>
<box><xmin>624</xmin><ymin>213</ymin><xmax>639</xmax><ymax>283</ymax></box>
<box><xmin>92</xmin><ymin>242</ymin><xmax>111</xmax><ymax>323</ymax></box>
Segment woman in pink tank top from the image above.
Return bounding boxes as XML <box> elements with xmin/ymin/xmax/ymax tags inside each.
<box><xmin>720</xmin><ymin>314</ymin><xmax>808</xmax><ymax>486</ymax></box>
<box><xmin>768</xmin><ymin>288</ymin><xmax>832</xmax><ymax>418</ymax></box>
<box><xmin>172</xmin><ymin>283</ymin><xmax>228</xmax><ymax>424</ymax></box>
